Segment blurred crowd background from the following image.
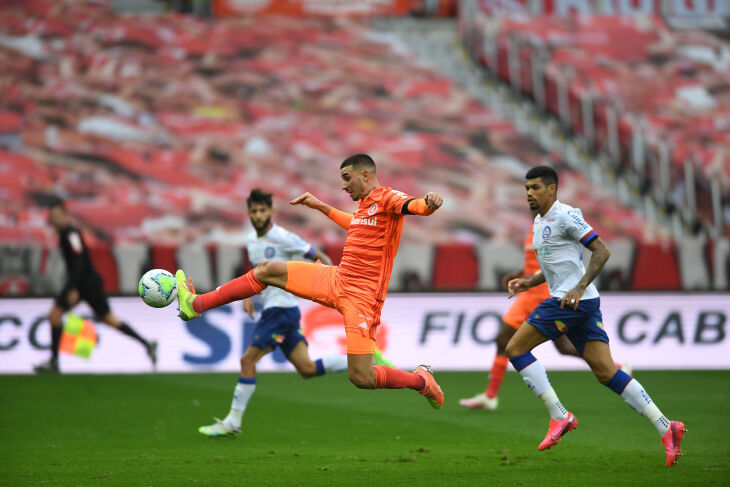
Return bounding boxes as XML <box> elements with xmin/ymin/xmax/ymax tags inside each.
<box><xmin>1</xmin><ymin>0</ymin><xmax>728</xmax><ymax>296</ymax></box>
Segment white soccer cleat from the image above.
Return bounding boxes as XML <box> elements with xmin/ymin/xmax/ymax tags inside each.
<box><xmin>459</xmin><ymin>393</ymin><xmax>498</xmax><ymax>411</ymax></box>
<box><xmin>198</xmin><ymin>417</ymin><xmax>240</xmax><ymax>437</ymax></box>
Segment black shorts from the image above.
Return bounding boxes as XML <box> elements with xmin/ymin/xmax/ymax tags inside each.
<box><xmin>54</xmin><ymin>272</ymin><xmax>110</xmax><ymax>319</ymax></box>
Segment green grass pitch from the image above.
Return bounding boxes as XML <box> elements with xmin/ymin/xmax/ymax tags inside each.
<box><xmin>2</xmin><ymin>370</ymin><xmax>728</xmax><ymax>486</ymax></box>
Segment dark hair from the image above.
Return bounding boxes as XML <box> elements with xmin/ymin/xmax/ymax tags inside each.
<box><xmin>48</xmin><ymin>197</ymin><xmax>66</xmax><ymax>211</ymax></box>
<box><xmin>525</xmin><ymin>165</ymin><xmax>558</xmax><ymax>189</ymax></box>
<box><xmin>246</xmin><ymin>188</ymin><xmax>273</xmax><ymax>208</ymax></box>
<box><xmin>340</xmin><ymin>153</ymin><xmax>376</xmax><ymax>173</ymax></box>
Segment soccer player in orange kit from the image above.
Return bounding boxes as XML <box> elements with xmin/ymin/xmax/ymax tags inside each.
<box><xmin>175</xmin><ymin>154</ymin><xmax>445</xmax><ymax>408</ymax></box>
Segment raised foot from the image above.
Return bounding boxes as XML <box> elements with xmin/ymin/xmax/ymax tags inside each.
<box><xmin>413</xmin><ymin>365</ymin><xmax>444</xmax><ymax>409</ymax></box>
<box><xmin>538</xmin><ymin>413</ymin><xmax>578</xmax><ymax>451</ymax></box>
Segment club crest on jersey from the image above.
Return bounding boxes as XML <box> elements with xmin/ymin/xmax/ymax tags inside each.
<box><xmin>265</xmin><ymin>246</ymin><xmax>275</xmax><ymax>258</ymax></box>
<box><xmin>368</xmin><ymin>203</ymin><xmax>378</xmax><ymax>216</ymax></box>
<box><xmin>542</xmin><ymin>226</ymin><xmax>552</xmax><ymax>239</ymax></box>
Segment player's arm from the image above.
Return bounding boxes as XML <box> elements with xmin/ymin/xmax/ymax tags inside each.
<box><xmin>507</xmin><ymin>271</ymin><xmax>545</xmax><ymax>298</ymax></box>
<box><xmin>402</xmin><ymin>192</ymin><xmax>443</xmax><ymax>216</ymax></box>
<box><xmin>290</xmin><ymin>192</ymin><xmax>352</xmax><ymax>230</ymax></box>
<box><xmin>308</xmin><ymin>248</ymin><xmax>333</xmax><ymax>266</ymax></box>
<box><xmin>576</xmin><ymin>237</ymin><xmax>610</xmax><ymax>291</ymax></box>
<box><xmin>560</xmin><ymin>235</ymin><xmax>610</xmax><ymax>310</ymax></box>
<box><xmin>242</xmin><ymin>298</ymin><xmax>255</xmax><ymax>317</ymax></box>
<box><xmin>501</xmin><ymin>269</ymin><xmax>524</xmax><ymax>289</ymax></box>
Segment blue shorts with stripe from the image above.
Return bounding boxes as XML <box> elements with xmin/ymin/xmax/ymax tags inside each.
<box><xmin>526</xmin><ymin>297</ymin><xmax>608</xmax><ymax>355</ymax></box>
<box><xmin>250</xmin><ymin>307</ymin><xmax>307</xmax><ymax>357</ymax></box>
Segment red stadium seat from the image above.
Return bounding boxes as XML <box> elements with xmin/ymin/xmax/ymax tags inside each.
<box><xmin>87</xmin><ymin>243</ymin><xmax>119</xmax><ymax>294</ymax></box>
<box><xmin>630</xmin><ymin>242</ymin><xmax>681</xmax><ymax>290</ymax></box>
<box><xmin>432</xmin><ymin>243</ymin><xmax>479</xmax><ymax>290</ymax></box>
<box><xmin>150</xmin><ymin>245</ymin><xmax>178</xmax><ymax>275</ymax></box>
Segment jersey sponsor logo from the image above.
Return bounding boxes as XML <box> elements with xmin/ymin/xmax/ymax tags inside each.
<box><xmin>542</xmin><ymin>226</ymin><xmax>552</xmax><ymax>238</ymax></box>
<box><xmin>265</xmin><ymin>246</ymin><xmax>275</xmax><ymax>258</ymax></box>
<box><xmin>537</xmin><ymin>247</ymin><xmax>551</xmax><ymax>258</ymax></box>
<box><xmin>368</xmin><ymin>203</ymin><xmax>378</xmax><ymax>216</ymax></box>
<box><xmin>351</xmin><ymin>216</ymin><xmax>377</xmax><ymax>226</ymax></box>
<box><xmin>390</xmin><ymin>189</ymin><xmax>408</xmax><ymax>199</ymax></box>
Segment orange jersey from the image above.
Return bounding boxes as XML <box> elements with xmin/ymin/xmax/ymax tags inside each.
<box><xmin>338</xmin><ymin>186</ymin><xmax>412</xmax><ymax>302</ymax></box>
<box><xmin>523</xmin><ymin>224</ymin><xmax>549</xmax><ymax>297</ymax></box>
<box><xmin>523</xmin><ymin>224</ymin><xmax>541</xmax><ymax>276</ymax></box>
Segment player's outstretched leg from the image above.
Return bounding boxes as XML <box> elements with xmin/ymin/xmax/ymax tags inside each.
<box><xmin>509</xmin><ymin>351</ymin><xmax>577</xmax><ymax>450</ymax></box>
<box><xmin>199</xmin><ymin>346</ymin><xmax>270</xmax><ymax>437</ymax></box>
<box><xmin>101</xmin><ymin>313</ymin><xmax>158</xmax><ymax>367</ymax></box>
<box><xmin>583</xmin><ymin>341</ymin><xmax>686</xmax><ymax>466</ymax></box>
<box><xmin>287</xmin><ymin>341</ymin><xmax>348</xmax><ymax>378</ymax></box>
<box><xmin>366</xmin><ymin>361</ymin><xmax>444</xmax><ymax>409</ymax></box>
<box><xmin>459</xmin><ymin>354</ymin><xmax>506</xmax><ymax>411</ymax></box>
<box><xmin>34</xmin><ymin>305</ymin><xmax>64</xmax><ymax>374</ymax></box>
<box><xmin>176</xmin><ymin>268</ymin><xmax>272</xmax><ymax>321</ymax></box>
<box><xmin>175</xmin><ymin>270</ymin><xmax>201</xmax><ymax>321</ymax></box>
<box><xmin>460</xmin><ymin>321</ymin><xmax>515</xmax><ymax>411</ymax></box>
<box><xmin>413</xmin><ymin>365</ymin><xmax>445</xmax><ymax>409</ymax></box>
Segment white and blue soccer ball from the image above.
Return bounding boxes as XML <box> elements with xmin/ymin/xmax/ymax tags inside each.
<box><xmin>138</xmin><ymin>269</ymin><xmax>177</xmax><ymax>308</ymax></box>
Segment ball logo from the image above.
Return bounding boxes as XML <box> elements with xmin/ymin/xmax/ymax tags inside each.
<box><xmin>265</xmin><ymin>246</ymin><xmax>275</xmax><ymax>258</ymax></box>
<box><xmin>543</xmin><ymin>226</ymin><xmax>552</xmax><ymax>239</ymax></box>
<box><xmin>368</xmin><ymin>203</ymin><xmax>378</xmax><ymax>216</ymax></box>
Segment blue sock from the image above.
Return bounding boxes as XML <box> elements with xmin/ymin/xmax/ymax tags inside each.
<box><xmin>605</xmin><ymin>369</ymin><xmax>632</xmax><ymax>394</ymax></box>
<box><xmin>509</xmin><ymin>352</ymin><xmax>537</xmax><ymax>371</ymax></box>
<box><xmin>238</xmin><ymin>377</ymin><xmax>256</xmax><ymax>385</ymax></box>
<box><xmin>315</xmin><ymin>358</ymin><xmax>325</xmax><ymax>376</ymax></box>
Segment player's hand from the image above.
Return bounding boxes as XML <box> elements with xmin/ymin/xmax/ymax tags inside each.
<box><xmin>66</xmin><ymin>288</ymin><xmax>80</xmax><ymax>306</ymax></box>
<box><xmin>501</xmin><ymin>270</ymin><xmax>523</xmax><ymax>290</ymax></box>
<box><xmin>290</xmin><ymin>192</ymin><xmax>321</xmax><ymax>209</ymax></box>
<box><xmin>423</xmin><ymin>192</ymin><xmax>443</xmax><ymax>211</ymax></box>
<box><xmin>242</xmin><ymin>298</ymin><xmax>255</xmax><ymax>318</ymax></box>
<box><xmin>559</xmin><ymin>287</ymin><xmax>584</xmax><ymax>310</ymax></box>
<box><xmin>507</xmin><ymin>278</ymin><xmax>529</xmax><ymax>299</ymax></box>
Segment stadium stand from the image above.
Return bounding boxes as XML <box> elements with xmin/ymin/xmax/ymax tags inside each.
<box><xmin>1</xmin><ymin>0</ymin><xmax>727</xmax><ymax>294</ymax></box>
<box><xmin>459</xmin><ymin>3</ymin><xmax>730</xmax><ymax>241</ymax></box>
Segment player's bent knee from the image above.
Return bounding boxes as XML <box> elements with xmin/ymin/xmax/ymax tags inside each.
<box><xmin>240</xmin><ymin>354</ymin><xmax>257</xmax><ymax>374</ymax></box>
<box><xmin>504</xmin><ymin>341</ymin><xmax>523</xmax><ymax>358</ymax></box>
<box><xmin>347</xmin><ymin>368</ymin><xmax>372</xmax><ymax>389</ymax></box>
<box><xmin>593</xmin><ymin>370</ymin><xmax>615</xmax><ymax>384</ymax></box>
<box><xmin>254</xmin><ymin>260</ymin><xmax>286</xmax><ymax>281</ymax></box>
<box><xmin>297</xmin><ymin>363</ymin><xmax>317</xmax><ymax>379</ymax></box>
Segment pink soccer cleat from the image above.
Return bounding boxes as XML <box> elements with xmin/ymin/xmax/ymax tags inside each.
<box><xmin>413</xmin><ymin>365</ymin><xmax>444</xmax><ymax>409</ymax></box>
<box><xmin>661</xmin><ymin>421</ymin><xmax>687</xmax><ymax>466</ymax></box>
<box><xmin>538</xmin><ymin>413</ymin><xmax>578</xmax><ymax>451</ymax></box>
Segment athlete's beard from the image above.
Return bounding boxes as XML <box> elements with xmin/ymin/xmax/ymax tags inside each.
<box><xmin>528</xmin><ymin>202</ymin><xmax>539</xmax><ymax>211</ymax></box>
<box><xmin>252</xmin><ymin>216</ymin><xmax>271</xmax><ymax>232</ymax></box>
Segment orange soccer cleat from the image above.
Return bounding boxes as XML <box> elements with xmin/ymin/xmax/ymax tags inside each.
<box><xmin>538</xmin><ymin>413</ymin><xmax>578</xmax><ymax>450</ymax></box>
<box><xmin>661</xmin><ymin>421</ymin><xmax>687</xmax><ymax>466</ymax></box>
<box><xmin>413</xmin><ymin>365</ymin><xmax>444</xmax><ymax>409</ymax></box>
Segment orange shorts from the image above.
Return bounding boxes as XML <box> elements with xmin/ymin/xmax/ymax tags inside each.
<box><xmin>502</xmin><ymin>285</ymin><xmax>551</xmax><ymax>330</ymax></box>
<box><xmin>285</xmin><ymin>261</ymin><xmax>380</xmax><ymax>355</ymax></box>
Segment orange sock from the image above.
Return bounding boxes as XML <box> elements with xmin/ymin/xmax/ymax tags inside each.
<box><xmin>485</xmin><ymin>354</ymin><xmax>509</xmax><ymax>399</ymax></box>
<box><xmin>193</xmin><ymin>270</ymin><xmax>265</xmax><ymax>313</ymax></box>
<box><xmin>373</xmin><ymin>365</ymin><xmax>425</xmax><ymax>391</ymax></box>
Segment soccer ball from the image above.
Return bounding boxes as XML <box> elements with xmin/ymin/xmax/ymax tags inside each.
<box><xmin>138</xmin><ymin>269</ymin><xmax>177</xmax><ymax>308</ymax></box>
